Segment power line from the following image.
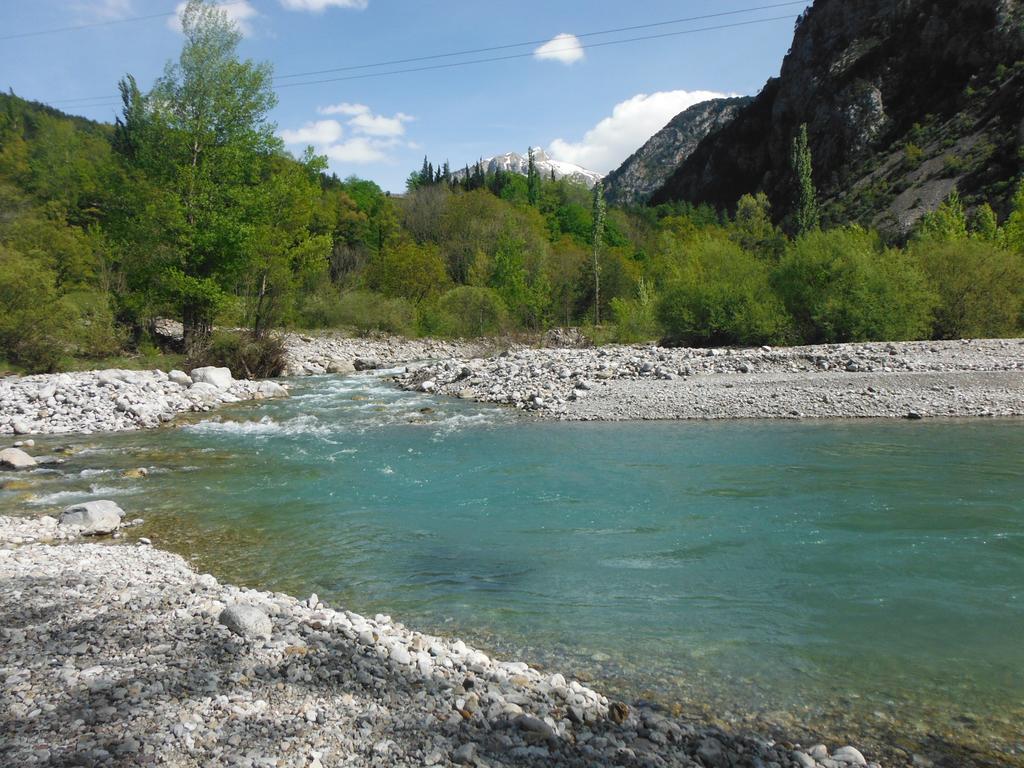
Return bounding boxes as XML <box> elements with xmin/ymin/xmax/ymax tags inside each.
<box><xmin>272</xmin><ymin>1</ymin><xmax>808</xmax><ymax>80</ymax></box>
<box><xmin>0</xmin><ymin>0</ymin><xmax>253</xmax><ymax>42</ymax></box>
<box><xmin>43</xmin><ymin>3</ymin><xmax>801</xmax><ymax>105</ymax></box>
<box><xmin>275</xmin><ymin>15</ymin><xmax>797</xmax><ymax>90</ymax></box>
<box><xmin>40</xmin><ymin>10</ymin><xmax>799</xmax><ymax>108</ymax></box>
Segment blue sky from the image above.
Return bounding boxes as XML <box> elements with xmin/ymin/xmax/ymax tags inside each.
<box><xmin>1</xmin><ymin>0</ymin><xmax>805</xmax><ymax>192</ymax></box>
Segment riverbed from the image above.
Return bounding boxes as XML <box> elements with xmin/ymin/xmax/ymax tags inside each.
<box><xmin>3</xmin><ymin>372</ymin><xmax>1022</xmax><ymax>766</ymax></box>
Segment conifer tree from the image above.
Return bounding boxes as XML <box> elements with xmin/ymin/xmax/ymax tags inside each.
<box><xmin>527</xmin><ymin>147</ymin><xmax>540</xmax><ymax>206</ymax></box>
<box><xmin>791</xmin><ymin>124</ymin><xmax>819</xmax><ymax>236</ymax></box>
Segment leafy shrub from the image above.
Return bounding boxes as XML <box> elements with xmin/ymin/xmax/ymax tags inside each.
<box><xmin>434</xmin><ymin>286</ymin><xmax>509</xmax><ymax>337</ymax></box>
<box><xmin>657</xmin><ymin>239</ymin><xmax>790</xmax><ymax>347</ymax></box>
<box><xmin>775</xmin><ymin>227</ymin><xmax>936</xmax><ymax>343</ymax></box>
<box><xmin>0</xmin><ymin>247</ymin><xmax>70</xmax><ymax>372</ymax></box>
<box><xmin>610</xmin><ymin>278</ymin><xmax>660</xmax><ymax>342</ymax></box>
<box><xmin>911</xmin><ymin>238</ymin><xmax>1024</xmax><ymax>338</ymax></box>
<box><xmin>61</xmin><ymin>289</ymin><xmax>124</xmax><ymax>359</ymax></box>
<box><xmin>363</xmin><ymin>241</ymin><xmax>449</xmax><ymax>302</ymax></box>
<box><xmin>187</xmin><ymin>331</ymin><xmax>287</xmax><ymax>379</ymax></box>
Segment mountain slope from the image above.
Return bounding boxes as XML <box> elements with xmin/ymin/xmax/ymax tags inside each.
<box><xmin>650</xmin><ymin>0</ymin><xmax>1024</xmax><ymax>235</ymax></box>
<box><xmin>604</xmin><ymin>97</ymin><xmax>751</xmax><ymax>206</ymax></box>
<box><xmin>455</xmin><ymin>148</ymin><xmax>603</xmax><ymax>188</ymax></box>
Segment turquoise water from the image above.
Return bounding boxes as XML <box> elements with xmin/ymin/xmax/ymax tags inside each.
<box><xmin>4</xmin><ymin>372</ymin><xmax>1024</xmax><ymax>765</ymax></box>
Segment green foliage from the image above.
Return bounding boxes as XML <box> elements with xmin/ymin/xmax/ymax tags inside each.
<box><xmin>0</xmin><ymin>246</ymin><xmax>69</xmax><ymax>372</ymax></box>
<box><xmin>776</xmin><ymin>227</ymin><xmax>936</xmax><ymax>343</ymax></box>
<box><xmin>313</xmin><ymin>290</ymin><xmax>416</xmax><ymax>336</ymax></box>
<box><xmin>434</xmin><ymin>286</ymin><xmax>509</xmax><ymax>337</ymax></box>
<box><xmin>910</xmin><ymin>238</ymin><xmax>1024</xmax><ymax>339</ymax></box>
<box><xmin>364</xmin><ymin>241</ymin><xmax>449</xmax><ymax>302</ymax></box>
<box><xmin>610</xmin><ymin>277</ymin><xmax>660</xmax><ymax>342</ymax></box>
<box><xmin>791</xmin><ymin>124</ymin><xmax>820</xmax><ymax>236</ymax></box>
<box><xmin>118</xmin><ymin>0</ymin><xmax>280</xmax><ymax>351</ymax></box>
<box><xmin>914</xmin><ymin>191</ymin><xmax>968</xmax><ymax>242</ymax></box>
<box><xmin>657</xmin><ymin>239</ymin><xmax>790</xmax><ymax>347</ymax></box>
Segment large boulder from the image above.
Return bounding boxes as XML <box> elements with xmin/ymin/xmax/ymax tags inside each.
<box><xmin>59</xmin><ymin>500</ymin><xmax>124</xmax><ymax>535</ymax></box>
<box><xmin>219</xmin><ymin>604</ymin><xmax>272</xmax><ymax>640</ymax></box>
<box><xmin>326</xmin><ymin>359</ymin><xmax>356</xmax><ymax>375</ymax></box>
<box><xmin>0</xmin><ymin>447</ymin><xmax>37</xmax><ymax>470</ymax></box>
<box><xmin>190</xmin><ymin>366</ymin><xmax>234</xmax><ymax>389</ymax></box>
<box><xmin>253</xmin><ymin>380</ymin><xmax>288</xmax><ymax>400</ymax></box>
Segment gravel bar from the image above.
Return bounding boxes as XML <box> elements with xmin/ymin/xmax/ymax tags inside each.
<box><xmin>0</xmin><ymin>526</ymin><xmax>879</xmax><ymax>768</ymax></box>
<box><xmin>394</xmin><ymin>339</ymin><xmax>1024</xmax><ymax>421</ymax></box>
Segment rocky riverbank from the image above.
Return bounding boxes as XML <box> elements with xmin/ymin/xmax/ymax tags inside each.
<box><xmin>0</xmin><ymin>366</ymin><xmax>287</xmax><ymax>436</ymax></box>
<box><xmin>4</xmin><ymin>337</ymin><xmax>1022</xmax><ymax>436</ymax></box>
<box><xmin>0</xmin><ymin>516</ymin><xmax>880</xmax><ymax>768</ymax></box>
<box><xmin>393</xmin><ymin>339</ymin><xmax>1024</xmax><ymax>421</ymax></box>
<box><xmin>280</xmin><ymin>333</ymin><xmax>487</xmax><ymax>377</ymax></box>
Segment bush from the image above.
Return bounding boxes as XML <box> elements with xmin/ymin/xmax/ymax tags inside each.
<box><xmin>657</xmin><ymin>239</ymin><xmax>790</xmax><ymax>347</ymax></box>
<box><xmin>187</xmin><ymin>331</ymin><xmax>286</xmax><ymax>379</ymax></box>
<box><xmin>61</xmin><ymin>289</ymin><xmax>124</xmax><ymax>359</ymax></box>
<box><xmin>610</xmin><ymin>278</ymin><xmax>660</xmax><ymax>342</ymax></box>
<box><xmin>911</xmin><ymin>238</ymin><xmax>1024</xmax><ymax>338</ymax></box>
<box><xmin>434</xmin><ymin>286</ymin><xmax>509</xmax><ymax>337</ymax></box>
<box><xmin>775</xmin><ymin>227</ymin><xmax>935</xmax><ymax>343</ymax></box>
<box><xmin>337</xmin><ymin>290</ymin><xmax>415</xmax><ymax>336</ymax></box>
<box><xmin>0</xmin><ymin>247</ymin><xmax>70</xmax><ymax>372</ymax></box>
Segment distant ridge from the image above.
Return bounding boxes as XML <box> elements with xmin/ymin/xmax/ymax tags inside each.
<box><xmin>604</xmin><ymin>96</ymin><xmax>751</xmax><ymax>206</ymax></box>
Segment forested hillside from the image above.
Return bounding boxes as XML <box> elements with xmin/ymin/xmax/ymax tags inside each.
<box><xmin>1</xmin><ymin>0</ymin><xmax>1023</xmax><ymax>376</ymax></box>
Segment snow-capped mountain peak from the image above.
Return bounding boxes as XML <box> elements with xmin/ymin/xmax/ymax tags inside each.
<box><xmin>456</xmin><ymin>148</ymin><xmax>603</xmax><ymax>188</ymax></box>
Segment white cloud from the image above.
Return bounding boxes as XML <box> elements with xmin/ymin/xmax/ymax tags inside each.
<box><xmin>168</xmin><ymin>1</ymin><xmax>259</xmax><ymax>37</ymax></box>
<box><xmin>280</xmin><ymin>104</ymin><xmax>415</xmax><ymax>166</ymax></box>
<box><xmin>548</xmin><ymin>89</ymin><xmax>729</xmax><ymax>173</ymax></box>
<box><xmin>280</xmin><ymin>119</ymin><xmax>344</xmax><ymax>146</ymax></box>
<box><xmin>279</xmin><ymin>0</ymin><xmax>368</xmax><ymax>10</ymax></box>
<box><xmin>323</xmin><ymin>137</ymin><xmax>395</xmax><ymax>164</ymax></box>
<box><xmin>533</xmin><ymin>33</ymin><xmax>584</xmax><ymax>65</ymax></box>
<box><xmin>317</xmin><ymin>103</ymin><xmax>414</xmax><ymax>137</ymax></box>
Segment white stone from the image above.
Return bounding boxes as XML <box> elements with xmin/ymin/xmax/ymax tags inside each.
<box><xmin>59</xmin><ymin>500</ymin><xmax>124</xmax><ymax>535</ymax></box>
<box><xmin>189</xmin><ymin>367</ymin><xmax>234</xmax><ymax>389</ymax></box>
<box><xmin>168</xmin><ymin>370</ymin><xmax>193</xmax><ymax>387</ymax></box>
<box><xmin>0</xmin><ymin>447</ymin><xmax>37</xmax><ymax>470</ymax></box>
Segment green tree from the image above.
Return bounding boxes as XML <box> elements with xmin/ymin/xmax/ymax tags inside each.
<box><xmin>591</xmin><ymin>180</ymin><xmax>606</xmax><ymax>324</ymax></box>
<box><xmin>657</xmin><ymin>238</ymin><xmax>790</xmax><ymax>347</ymax></box>
<box><xmin>914</xmin><ymin>190</ymin><xmax>968</xmax><ymax>242</ymax></box>
<box><xmin>363</xmin><ymin>240</ymin><xmax>450</xmax><ymax>302</ymax></box>
<box><xmin>118</xmin><ymin>0</ymin><xmax>279</xmax><ymax>353</ymax></box>
<box><xmin>527</xmin><ymin>147</ymin><xmax>540</xmax><ymax>206</ymax></box>
<box><xmin>791</xmin><ymin>124</ymin><xmax>819</xmax><ymax>236</ymax></box>
<box><xmin>776</xmin><ymin>227</ymin><xmax>935</xmax><ymax>343</ymax></box>
<box><xmin>910</xmin><ymin>237</ymin><xmax>1024</xmax><ymax>338</ymax></box>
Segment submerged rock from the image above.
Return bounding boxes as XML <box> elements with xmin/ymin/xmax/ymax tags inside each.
<box><xmin>59</xmin><ymin>500</ymin><xmax>124</xmax><ymax>535</ymax></box>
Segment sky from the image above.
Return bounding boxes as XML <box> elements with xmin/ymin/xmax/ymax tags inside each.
<box><xmin>0</xmin><ymin>0</ymin><xmax>806</xmax><ymax>192</ymax></box>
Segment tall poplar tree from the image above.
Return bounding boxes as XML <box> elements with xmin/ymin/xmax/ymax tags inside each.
<box><xmin>791</xmin><ymin>123</ymin><xmax>819</xmax><ymax>236</ymax></box>
<box><xmin>591</xmin><ymin>180</ymin><xmax>606</xmax><ymax>325</ymax></box>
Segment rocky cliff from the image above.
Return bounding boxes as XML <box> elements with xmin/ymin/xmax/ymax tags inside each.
<box><xmin>650</xmin><ymin>0</ymin><xmax>1024</xmax><ymax>236</ymax></box>
<box><xmin>604</xmin><ymin>97</ymin><xmax>751</xmax><ymax>207</ymax></box>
